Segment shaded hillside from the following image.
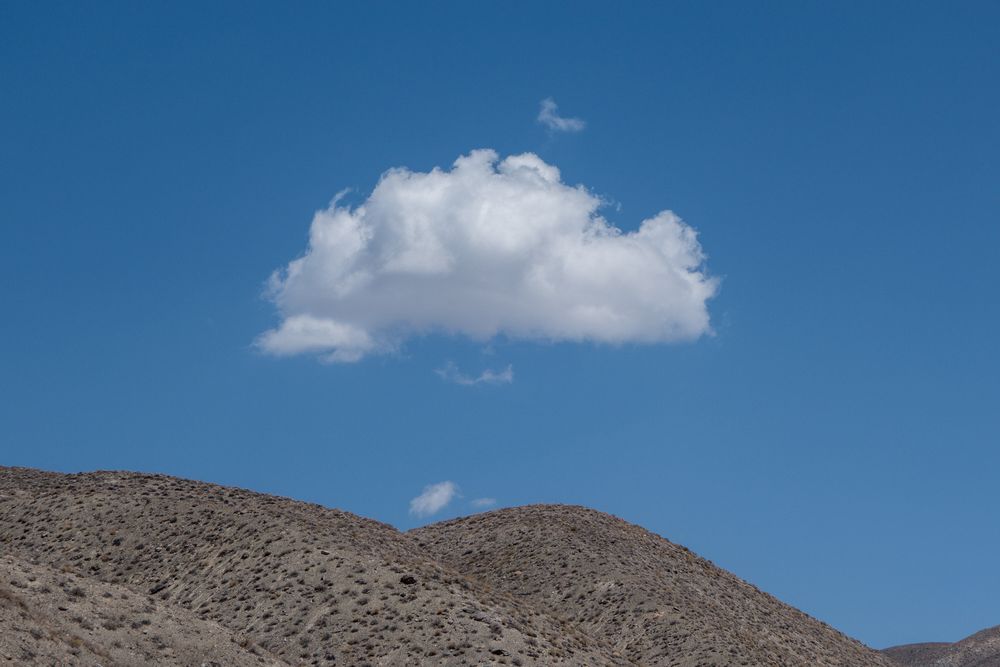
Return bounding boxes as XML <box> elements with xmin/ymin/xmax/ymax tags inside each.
<box><xmin>412</xmin><ymin>505</ymin><xmax>893</xmax><ymax>667</ymax></box>
<box><xmin>885</xmin><ymin>626</ymin><xmax>1000</xmax><ymax>667</ymax></box>
<box><xmin>0</xmin><ymin>467</ymin><xmax>622</xmax><ymax>666</ymax></box>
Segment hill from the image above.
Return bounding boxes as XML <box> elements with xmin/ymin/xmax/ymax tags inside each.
<box><xmin>0</xmin><ymin>467</ymin><xmax>621</xmax><ymax>666</ymax></box>
<box><xmin>885</xmin><ymin>626</ymin><xmax>1000</xmax><ymax>666</ymax></box>
<box><xmin>2</xmin><ymin>466</ymin><xmax>893</xmax><ymax>665</ymax></box>
<box><xmin>412</xmin><ymin>505</ymin><xmax>894</xmax><ymax>667</ymax></box>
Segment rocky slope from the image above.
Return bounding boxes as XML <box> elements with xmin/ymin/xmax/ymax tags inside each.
<box><xmin>0</xmin><ymin>467</ymin><xmax>621</xmax><ymax>666</ymax></box>
<box><xmin>412</xmin><ymin>505</ymin><xmax>895</xmax><ymax>667</ymax></box>
<box><xmin>885</xmin><ymin>626</ymin><xmax>1000</xmax><ymax>667</ymax></box>
<box><xmin>0</xmin><ymin>554</ymin><xmax>284</xmax><ymax>666</ymax></box>
<box><xmin>2</xmin><ymin>466</ymin><xmax>893</xmax><ymax>666</ymax></box>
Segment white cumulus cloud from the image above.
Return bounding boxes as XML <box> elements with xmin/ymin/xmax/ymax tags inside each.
<box><xmin>258</xmin><ymin>149</ymin><xmax>717</xmax><ymax>363</ymax></box>
<box><xmin>537</xmin><ymin>98</ymin><xmax>586</xmax><ymax>132</ymax></box>
<box><xmin>436</xmin><ymin>362</ymin><xmax>514</xmax><ymax>386</ymax></box>
<box><xmin>470</xmin><ymin>497</ymin><xmax>497</xmax><ymax>508</ymax></box>
<box><xmin>409</xmin><ymin>481</ymin><xmax>458</xmax><ymax>518</ymax></box>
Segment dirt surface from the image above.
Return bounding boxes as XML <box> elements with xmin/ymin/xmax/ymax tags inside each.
<box><xmin>0</xmin><ymin>554</ymin><xmax>284</xmax><ymax>666</ymax></box>
<box><xmin>2</xmin><ymin>466</ymin><xmax>893</xmax><ymax>666</ymax></box>
<box><xmin>885</xmin><ymin>626</ymin><xmax>1000</xmax><ymax>666</ymax></box>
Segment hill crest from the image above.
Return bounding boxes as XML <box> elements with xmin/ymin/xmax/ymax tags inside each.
<box><xmin>2</xmin><ymin>466</ymin><xmax>893</xmax><ymax>666</ymax></box>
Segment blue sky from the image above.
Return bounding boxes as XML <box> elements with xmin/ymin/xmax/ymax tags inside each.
<box><xmin>2</xmin><ymin>1</ymin><xmax>998</xmax><ymax>650</ymax></box>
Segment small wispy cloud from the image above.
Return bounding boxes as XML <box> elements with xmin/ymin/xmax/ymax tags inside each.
<box><xmin>537</xmin><ymin>97</ymin><xmax>585</xmax><ymax>133</ymax></box>
<box><xmin>409</xmin><ymin>481</ymin><xmax>458</xmax><ymax>518</ymax></box>
<box><xmin>436</xmin><ymin>362</ymin><xmax>514</xmax><ymax>386</ymax></box>
<box><xmin>470</xmin><ymin>497</ymin><xmax>496</xmax><ymax>509</ymax></box>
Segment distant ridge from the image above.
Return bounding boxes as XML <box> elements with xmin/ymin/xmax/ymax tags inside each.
<box><xmin>884</xmin><ymin>626</ymin><xmax>1000</xmax><ymax>667</ymax></box>
<box><xmin>2</xmin><ymin>466</ymin><xmax>893</xmax><ymax>665</ymax></box>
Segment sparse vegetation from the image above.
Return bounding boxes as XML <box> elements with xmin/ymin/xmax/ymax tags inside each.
<box><xmin>1</xmin><ymin>466</ymin><xmax>895</xmax><ymax>666</ymax></box>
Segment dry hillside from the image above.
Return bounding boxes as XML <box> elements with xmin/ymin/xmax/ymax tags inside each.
<box><xmin>0</xmin><ymin>467</ymin><xmax>622</xmax><ymax>666</ymax></box>
<box><xmin>412</xmin><ymin>505</ymin><xmax>895</xmax><ymax>667</ymax></box>
<box><xmin>885</xmin><ymin>626</ymin><xmax>1000</xmax><ymax>667</ymax></box>
<box><xmin>0</xmin><ymin>553</ymin><xmax>285</xmax><ymax>666</ymax></box>
<box><xmin>2</xmin><ymin>466</ymin><xmax>894</xmax><ymax>666</ymax></box>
